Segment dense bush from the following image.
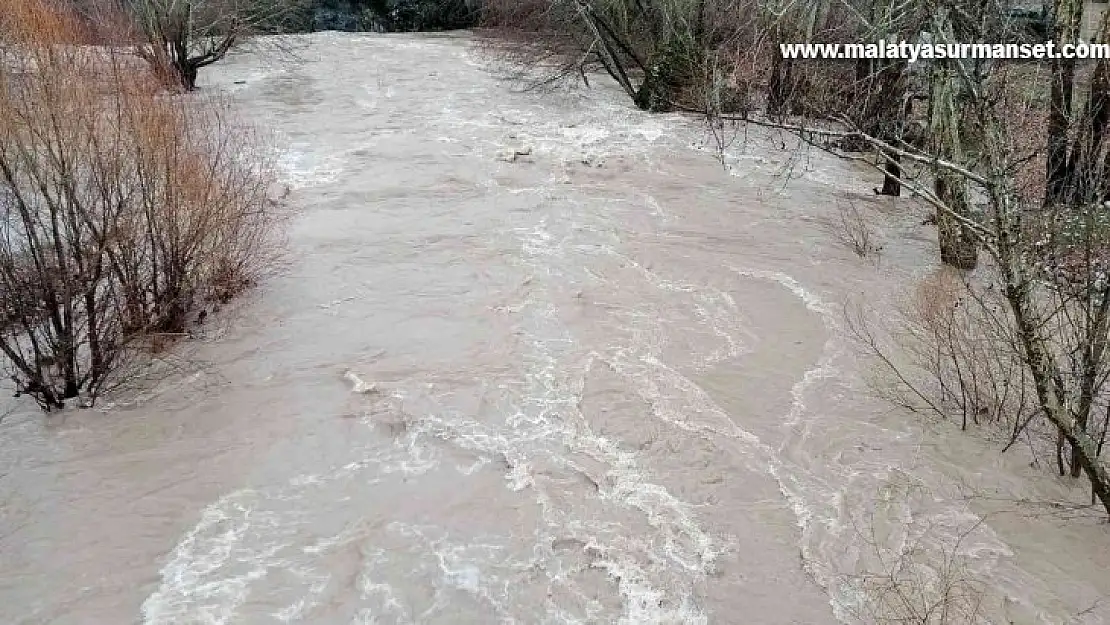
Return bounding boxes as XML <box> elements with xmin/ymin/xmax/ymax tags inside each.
<box><xmin>0</xmin><ymin>0</ymin><xmax>278</xmax><ymax>409</ymax></box>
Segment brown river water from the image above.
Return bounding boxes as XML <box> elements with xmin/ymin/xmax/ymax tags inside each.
<box><xmin>1</xmin><ymin>32</ymin><xmax>1108</xmax><ymax>625</ymax></box>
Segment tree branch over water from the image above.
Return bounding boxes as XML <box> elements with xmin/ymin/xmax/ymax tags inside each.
<box><xmin>478</xmin><ymin>0</ymin><xmax>1110</xmax><ymax>517</ymax></box>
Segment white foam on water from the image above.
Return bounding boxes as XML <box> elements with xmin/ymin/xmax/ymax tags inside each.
<box><xmin>592</xmin><ymin>555</ymin><xmax>708</xmax><ymax>625</ymax></box>
<box><xmin>141</xmin><ymin>490</ymin><xmax>275</xmax><ymax>625</ymax></box>
<box><xmin>343</xmin><ymin>370</ymin><xmax>378</xmax><ymax>394</ymax></box>
<box><xmin>633</xmin><ymin>126</ymin><xmax>666</xmax><ymax>142</ymax></box>
<box><xmin>355</xmin><ymin>563</ymin><xmax>409</xmax><ymax>624</ymax></box>
<box><xmin>273</xmin><ymin>570</ymin><xmax>329</xmax><ymax>622</ymax></box>
<box><xmin>484</xmin><ymin>198</ymin><xmax>768</xmax><ymax>622</ymax></box>
<box><xmin>560</xmin><ymin>126</ymin><xmax>610</xmax><ymax>145</ymax></box>
<box><xmin>140</xmin><ymin>442</ymin><xmax>441</xmax><ymax>624</ymax></box>
<box><xmin>721</xmin><ymin>267</ymin><xmax>1067</xmax><ymax>625</ymax></box>
<box><xmin>141</xmin><ymin>35</ymin><xmax>747</xmax><ymax>625</ymax></box>
<box><xmin>138</xmin><ymin>35</ymin><xmax>1074</xmax><ymax>624</ymax></box>
<box><xmin>275</xmin><ymin>144</ymin><xmax>345</xmax><ymax>190</ymax></box>
<box><xmin>723</xmin><ymin>266</ymin><xmax>889</xmax><ymax>620</ymax></box>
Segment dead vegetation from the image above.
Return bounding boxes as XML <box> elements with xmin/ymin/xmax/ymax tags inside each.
<box><xmin>0</xmin><ymin>0</ymin><xmax>280</xmax><ymax>410</ymax></box>
<box><xmin>829</xmin><ymin>198</ymin><xmax>882</xmax><ymax>259</ymax></box>
<box><xmin>477</xmin><ymin>0</ymin><xmax>758</xmax><ymax>114</ymax></box>
<box><xmin>850</xmin><ymin>272</ymin><xmax>1038</xmax><ymax>440</ymax></box>
<box><xmin>849</xmin><ymin>250</ymin><xmax>1110</xmax><ymax>514</ymax></box>
<box><xmin>841</xmin><ymin>516</ymin><xmax>988</xmax><ymax>624</ymax></box>
<box><xmin>121</xmin><ymin>0</ymin><xmax>300</xmax><ymax>90</ymax></box>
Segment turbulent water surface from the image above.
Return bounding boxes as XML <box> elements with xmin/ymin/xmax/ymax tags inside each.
<box><xmin>1</xmin><ymin>32</ymin><xmax>1109</xmax><ymax>625</ymax></box>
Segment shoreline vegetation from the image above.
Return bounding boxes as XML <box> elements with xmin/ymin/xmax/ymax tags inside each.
<box><xmin>0</xmin><ymin>0</ymin><xmax>279</xmax><ymax>409</ymax></box>
<box><xmin>475</xmin><ymin>0</ymin><xmax>1110</xmax><ymax>520</ymax></box>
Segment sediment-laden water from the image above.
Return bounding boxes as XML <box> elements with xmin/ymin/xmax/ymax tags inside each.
<box><xmin>1</xmin><ymin>32</ymin><xmax>1107</xmax><ymax>625</ymax></box>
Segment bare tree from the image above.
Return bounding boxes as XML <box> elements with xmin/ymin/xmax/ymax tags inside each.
<box><xmin>711</xmin><ymin>0</ymin><xmax>1110</xmax><ymax>514</ymax></box>
<box><xmin>126</xmin><ymin>0</ymin><xmax>300</xmax><ymax>90</ymax></box>
<box><xmin>924</xmin><ymin>6</ymin><xmax>980</xmax><ymax>270</ymax></box>
<box><xmin>821</xmin><ymin>69</ymin><xmax>1110</xmax><ymax>516</ymax></box>
<box><xmin>1045</xmin><ymin>0</ymin><xmax>1083</xmax><ymax>206</ymax></box>
<box><xmin>480</xmin><ymin>0</ymin><xmax>757</xmax><ymax>113</ymax></box>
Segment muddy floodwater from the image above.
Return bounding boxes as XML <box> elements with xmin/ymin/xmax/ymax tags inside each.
<box><xmin>2</xmin><ymin>32</ymin><xmax>1109</xmax><ymax>625</ymax></box>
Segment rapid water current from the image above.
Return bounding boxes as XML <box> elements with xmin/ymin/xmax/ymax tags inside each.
<box><xmin>1</xmin><ymin>32</ymin><xmax>1107</xmax><ymax>625</ymax></box>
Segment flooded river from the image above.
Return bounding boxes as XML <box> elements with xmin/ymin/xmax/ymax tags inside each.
<box><xmin>1</xmin><ymin>32</ymin><xmax>1108</xmax><ymax>625</ymax></box>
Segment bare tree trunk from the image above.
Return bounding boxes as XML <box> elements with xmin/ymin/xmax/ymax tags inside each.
<box><xmin>1046</xmin><ymin>59</ymin><xmax>1077</xmax><ymax>204</ymax></box>
<box><xmin>768</xmin><ymin>54</ymin><xmax>802</xmax><ymax>117</ymax></box>
<box><xmin>1066</xmin><ymin>61</ymin><xmax>1110</xmax><ymax>203</ymax></box>
<box><xmin>767</xmin><ymin>4</ymin><xmax>806</xmax><ymax>119</ymax></box>
<box><xmin>1066</xmin><ymin>8</ymin><xmax>1110</xmax><ymax>205</ymax></box>
<box><xmin>177</xmin><ymin>59</ymin><xmax>199</xmax><ymax>90</ymax></box>
<box><xmin>873</xmin><ymin>64</ymin><xmax>909</xmax><ymax>196</ymax></box>
<box><xmin>934</xmin><ymin>175</ymin><xmax>978</xmax><ymax>269</ymax></box>
<box><xmin>1001</xmin><ymin>258</ymin><xmax>1110</xmax><ymax>516</ymax></box>
<box><xmin>1045</xmin><ymin>0</ymin><xmax>1083</xmax><ymax>205</ymax></box>
<box><xmin>879</xmin><ymin>154</ymin><xmax>902</xmax><ymax>196</ymax></box>
<box><xmin>929</xmin><ymin>42</ymin><xmax>978</xmax><ymax>269</ymax></box>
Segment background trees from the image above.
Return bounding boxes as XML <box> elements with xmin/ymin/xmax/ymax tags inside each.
<box><xmin>482</xmin><ymin>0</ymin><xmax>753</xmax><ymax>114</ymax></box>
<box><xmin>252</xmin><ymin>0</ymin><xmax>483</xmax><ymax>34</ymax></box>
<box><xmin>364</xmin><ymin>0</ymin><xmax>481</xmax><ymax>32</ymax></box>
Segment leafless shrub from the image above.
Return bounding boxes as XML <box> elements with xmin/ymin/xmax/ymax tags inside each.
<box><xmin>848</xmin><ymin>251</ymin><xmax>1110</xmax><ymax>511</ymax></box>
<box><xmin>829</xmin><ymin>198</ymin><xmax>882</xmax><ymax>259</ymax></box>
<box><xmin>841</xmin><ymin>514</ymin><xmax>987</xmax><ymax>624</ymax></box>
<box><xmin>477</xmin><ymin>0</ymin><xmax>764</xmax><ymax>113</ymax></box>
<box><xmin>896</xmin><ymin>272</ymin><xmax>1039</xmax><ymax>440</ymax></box>
<box><xmin>0</xmin><ymin>0</ymin><xmax>279</xmax><ymax>410</ymax></box>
